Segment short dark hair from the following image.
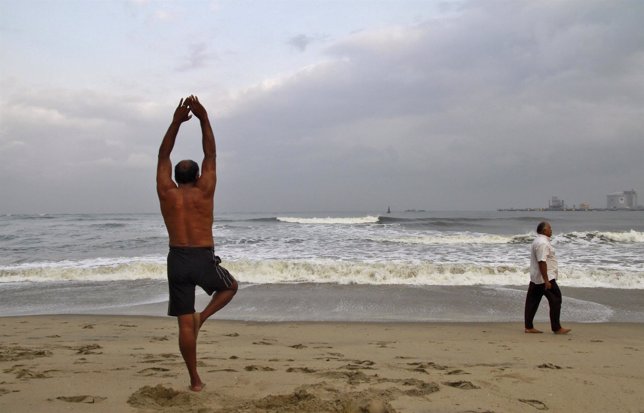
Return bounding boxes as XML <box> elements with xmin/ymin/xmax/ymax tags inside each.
<box><xmin>175</xmin><ymin>160</ymin><xmax>199</xmax><ymax>184</ymax></box>
<box><xmin>536</xmin><ymin>221</ymin><xmax>549</xmax><ymax>234</ymax></box>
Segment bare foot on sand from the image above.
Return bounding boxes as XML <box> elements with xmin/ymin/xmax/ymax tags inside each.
<box><xmin>193</xmin><ymin>312</ymin><xmax>201</xmax><ymax>340</ymax></box>
<box><xmin>525</xmin><ymin>328</ymin><xmax>543</xmax><ymax>334</ymax></box>
<box><xmin>190</xmin><ymin>382</ymin><xmax>205</xmax><ymax>392</ymax></box>
<box><xmin>554</xmin><ymin>328</ymin><xmax>571</xmax><ymax>335</ymax></box>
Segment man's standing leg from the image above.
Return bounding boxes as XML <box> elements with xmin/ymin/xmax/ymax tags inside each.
<box><xmin>544</xmin><ymin>280</ymin><xmax>562</xmax><ymax>332</ymax></box>
<box><xmin>544</xmin><ymin>280</ymin><xmax>570</xmax><ymax>334</ymax></box>
<box><xmin>177</xmin><ymin>313</ymin><xmax>203</xmax><ymax>391</ymax></box>
<box><xmin>525</xmin><ymin>282</ymin><xmax>544</xmax><ymax>333</ymax></box>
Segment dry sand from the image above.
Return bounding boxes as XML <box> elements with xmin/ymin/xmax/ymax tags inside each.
<box><xmin>1</xmin><ymin>315</ymin><xmax>643</xmax><ymax>412</ymax></box>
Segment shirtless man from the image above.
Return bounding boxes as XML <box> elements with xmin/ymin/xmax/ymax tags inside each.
<box><xmin>157</xmin><ymin>95</ymin><xmax>238</xmax><ymax>391</ymax></box>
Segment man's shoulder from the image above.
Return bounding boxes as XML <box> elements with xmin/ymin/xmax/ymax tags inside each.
<box><xmin>532</xmin><ymin>235</ymin><xmax>549</xmax><ymax>247</ymax></box>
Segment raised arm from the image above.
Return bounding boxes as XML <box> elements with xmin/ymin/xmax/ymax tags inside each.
<box><xmin>187</xmin><ymin>95</ymin><xmax>216</xmax><ymax>195</ymax></box>
<box><xmin>157</xmin><ymin>98</ymin><xmax>192</xmax><ymax>196</ymax></box>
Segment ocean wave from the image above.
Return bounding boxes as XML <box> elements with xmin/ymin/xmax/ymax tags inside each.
<box><xmin>224</xmin><ymin>260</ymin><xmax>643</xmax><ymax>288</ymax></box>
<box><xmin>377</xmin><ymin>216</ymin><xmax>486</xmax><ymax>226</ymax></box>
<box><xmin>557</xmin><ymin>230</ymin><xmax>644</xmax><ymax>244</ymax></box>
<box><xmin>277</xmin><ymin>216</ymin><xmax>380</xmax><ymax>225</ymax></box>
<box><xmin>1</xmin><ymin>258</ymin><xmax>641</xmax><ymax>289</ymax></box>
<box><xmin>0</xmin><ymin>257</ymin><xmax>166</xmax><ymax>283</ymax></box>
<box><xmin>372</xmin><ymin>233</ymin><xmax>528</xmax><ymax>245</ymax></box>
<box><xmin>89</xmin><ymin>223</ymin><xmax>128</xmax><ymax>229</ymax></box>
<box><xmin>374</xmin><ymin>230</ymin><xmax>644</xmax><ymax>246</ymax></box>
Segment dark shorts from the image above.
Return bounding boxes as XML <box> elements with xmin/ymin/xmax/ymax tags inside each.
<box><xmin>166</xmin><ymin>247</ymin><xmax>236</xmax><ymax>317</ymax></box>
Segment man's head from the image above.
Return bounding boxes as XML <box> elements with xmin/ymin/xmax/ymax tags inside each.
<box><xmin>537</xmin><ymin>221</ymin><xmax>552</xmax><ymax>237</ymax></box>
<box><xmin>175</xmin><ymin>160</ymin><xmax>199</xmax><ymax>184</ymax></box>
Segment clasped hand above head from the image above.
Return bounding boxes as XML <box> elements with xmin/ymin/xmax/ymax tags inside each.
<box><xmin>172</xmin><ymin>95</ymin><xmax>208</xmax><ymax>124</ymax></box>
<box><xmin>173</xmin><ymin>97</ymin><xmax>192</xmax><ymax>124</ymax></box>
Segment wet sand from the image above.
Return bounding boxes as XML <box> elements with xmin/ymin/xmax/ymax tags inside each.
<box><xmin>1</xmin><ymin>315</ymin><xmax>643</xmax><ymax>412</ymax></box>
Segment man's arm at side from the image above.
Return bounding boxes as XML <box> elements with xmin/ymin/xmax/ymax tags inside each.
<box><xmin>157</xmin><ymin>98</ymin><xmax>192</xmax><ymax>196</ymax></box>
<box><xmin>538</xmin><ymin>261</ymin><xmax>552</xmax><ymax>289</ymax></box>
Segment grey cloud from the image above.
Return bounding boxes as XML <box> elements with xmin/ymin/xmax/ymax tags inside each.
<box><xmin>2</xmin><ymin>0</ymin><xmax>643</xmax><ymax>213</ymax></box>
<box><xmin>214</xmin><ymin>0</ymin><xmax>644</xmax><ymax>211</ymax></box>
<box><xmin>288</xmin><ymin>34</ymin><xmax>315</xmax><ymax>52</ymax></box>
<box><xmin>176</xmin><ymin>43</ymin><xmax>217</xmax><ymax>71</ymax></box>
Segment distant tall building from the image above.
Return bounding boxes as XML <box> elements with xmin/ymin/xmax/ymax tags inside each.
<box><xmin>607</xmin><ymin>190</ymin><xmax>638</xmax><ymax>209</ymax></box>
<box><xmin>547</xmin><ymin>196</ymin><xmax>565</xmax><ymax>211</ymax></box>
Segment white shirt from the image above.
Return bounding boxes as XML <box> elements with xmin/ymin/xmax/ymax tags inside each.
<box><xmin>530</xmin><ymin>234</ymin><xmax>558</xmax><ymax>284</ymax></box>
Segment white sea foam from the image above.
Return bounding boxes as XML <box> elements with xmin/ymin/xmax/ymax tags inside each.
<box><xmin>3</xmin><ymin>257</ymin><xmax>639</xmax><ymax>288</ymax></box>
<box><xmin>605</xmin><ymin>230</ymin><xmax>644</xmax><ymax>243</ymax></box>
<box><xmin>276</xmin><ymin>216</ymin><xmax>380</xmax><ymax>225</ymax></box>
<box><xmin>372</xmin><ymin>233</ymin><xmax>521</xmax><ymax>245</ymax></box>
<box><xmin>227</xmin><ymin>260</ymin><xmax>643</xmax><ymax>288</ymax></box>
<box><xmin>0</xmin><ymin>249</ymin><xmax>644</xmax><ymax>289</ymax></box>
<box><xmin>375</xmin><ymin>230</ymin><xmax>644</xmax><ymax>246</ymax></box>
<box><xmin>553</xmin><ymin>230</ymin><xmax>644</xmax><ymax>244</ymax></box>
<box><xmin>0</xmin><ymin>257</ymin><xmax>166</xmax><ymax>283</ymax></box>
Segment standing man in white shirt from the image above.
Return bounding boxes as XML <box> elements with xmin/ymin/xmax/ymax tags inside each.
<box><xmin>524</xmin><ymin>221</ymin><xmax>571</xmax><ymax>334</ymax></box>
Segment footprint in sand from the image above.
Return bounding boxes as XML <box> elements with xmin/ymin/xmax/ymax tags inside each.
<box><xmin>137</xmin><ymin>367</ymin><xmax>171</xmax><ymax>376</ymax></box>
<box><xmin>224</xmin><ymin>332</ymin><xmax>240</xmax><ymax>337</ymax></box>
<box><xmin>81</xmin><ymin>324</ymin><xmax>94</xmax><ymax>329</ymax></box>
<box><xmin>319</xmin><ymin>370</ymin><xmax>371</xmax><ymax>385</ymax></box>
<box><xmin>0</xmin><ymin>346</ymin><xmax>52</xmax><ymax>361</ymax></box>
<box><xmin>408</xmin><ymin>361</ymin><xmax>449</xmax><ymax>373</ymax></box>
<box><xmin>252</xmin><ymin>340</ymin><xmax>275</xmax><ymax>345</ymax></box>
<box><xmin>149</xmin><ymin>336</ymin><xmax>169</xmax><ymax>342</ymax></box>
<box><xmin>75</xmin><ymin>344</ymin><xmax>102</xmax><ymax>355</ymax></box>
<box><xmin>443</xmin><ymin>381</ymin><xmax>480</xmax><ymax>390</ymax></box>
<box><xmin>289</xmin><ymin>344</ymin><xmax>307</xmax><ymax>349</ymax></box>
<box><xmin>537</xmin><ymin>363</ymin><xmax>563</xmax><ymax>370</ymax></box>
<box><xmin>286</xmin><ymin>367</ymin><xmax>317</xmax><ymax>373</ymax></box>
<box><xmin>370</xmin><ymin>341</ymin><xmax>396</xmax><ymax>348</ymax></box>
<box><xmin>447</xmin><ymin>369</ymin><xmax>470</xmax><ymax>375</ymax></box>
<box><xmin>245</xmin><ymin>365</ymin><xmax>276</xmax><ymax>372</ymax></box>
<box><xmin>3</xmin><ymin>366</ymin><xmax>53</xmax><ymax>380</ymax></box>
<box><xmin>401</xmin><ymin>379</ymin><xmax>440</xmax><ymax>396</ymax></box>
<box><xmin>518</xmin><ymin>399</ymin><xmax>548</xmax><ymax>410</ymax></box>
<box><xmin>343</xmin><ymin>360</ymin><xmax>376</xmax><ymax>371</ymax></box>
<box><xmin>56</xmin><ymin>395</ymin><xmax>106</xmax><ymax>404</ymax></box>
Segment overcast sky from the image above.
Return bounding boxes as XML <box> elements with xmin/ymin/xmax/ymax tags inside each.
<box><xmin>1</xmin><ymin>0</ymin><xmax>642</xmax><ymax>214</ymax></box>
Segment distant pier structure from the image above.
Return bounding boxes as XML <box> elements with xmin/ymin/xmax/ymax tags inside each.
<box><xmin>607</xmin><ymin>189</ymin><xmax>638</xmax><ymax>209</ymax></box>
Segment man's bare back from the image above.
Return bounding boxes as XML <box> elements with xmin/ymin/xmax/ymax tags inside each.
<box><xmin>159</xmin><ymin>181</ymin><xmax>214</xmax><ymax>247</ymax></box>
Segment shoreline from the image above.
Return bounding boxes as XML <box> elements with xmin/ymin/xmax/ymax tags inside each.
<box><xmin>2</xmin><ymin>282</ymin><xmax>644</xmax><ymax>323</ymax></box>
<box><xmin>1</xmin><ymin>315</ymin><xmax>643</xmax><ymax>412</ymax></box>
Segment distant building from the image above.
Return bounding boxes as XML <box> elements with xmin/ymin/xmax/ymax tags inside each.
<box><xmin>607</xmin><ymin>190</ymin><xmax>638</xmax><ymax>209</ymax></box>
<box><xmin>547</xmin><ymin>196</ymin><xmax>565</xmax><ymax>211</ymax></box>
<box><xmin>579</xmin><ymin>202</ymin><xmax>590</xmax><ymax>210</ymax></box>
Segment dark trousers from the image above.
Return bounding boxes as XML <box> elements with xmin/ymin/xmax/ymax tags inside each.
<box><xmin>524</xmin><ymin>279</ymin><xmax>562</xmax><ymax>332</ymax></box>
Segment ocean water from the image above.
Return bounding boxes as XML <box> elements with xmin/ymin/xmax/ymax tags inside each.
<box><xmin>1</xmin><ymin>210</ymin><xmax>643</xmax><ymax>321</ymax></box>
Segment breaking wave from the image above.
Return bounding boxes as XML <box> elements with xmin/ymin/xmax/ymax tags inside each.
<box><xmin>277</xmin><ymin>216</ymin><xmax>380</xmax><ymax>225</ymax></box>
<box><xmin>1</xmin><ymin>257</ymin><xmax>641</xmax><ymax>289</ymax></box>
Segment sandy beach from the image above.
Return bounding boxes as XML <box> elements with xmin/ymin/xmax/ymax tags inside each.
<box><xmin>1</xmin><ymin>316</ymin><xmax>643</xmax><ymax>412</ymax></box>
